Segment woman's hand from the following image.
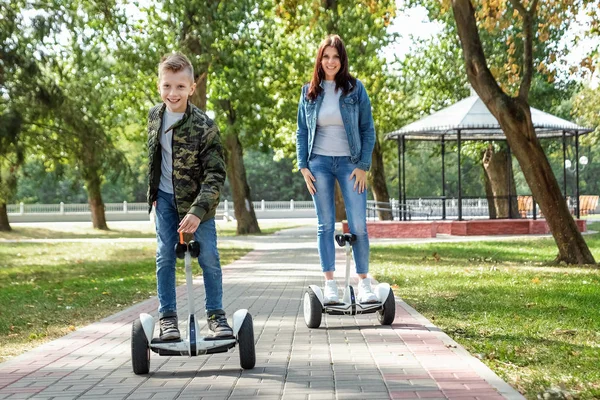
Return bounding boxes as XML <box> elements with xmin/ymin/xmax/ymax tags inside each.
<box><xmin>350</xmin><ymin>168</ymin><xmax>368</xmax><ymax>194</ymax></box>
<box><xmin>300</xmin><ymin>168</ymin><xmax>316</xmax><ymax>195</ymax></box>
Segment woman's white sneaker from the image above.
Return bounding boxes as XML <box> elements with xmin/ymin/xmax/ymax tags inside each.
<box><xmin>358</xmin><ymin>278</ymin><xmax>378</xmax><ymax>303</ymax></box>
<box><xmin>324</xmin><ymin>280</ymin><xmax>339</xmax><ymax>304</ymax></box>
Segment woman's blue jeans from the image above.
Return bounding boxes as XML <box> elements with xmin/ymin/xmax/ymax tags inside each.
<box><xmin>155</xmin><ymin>189</ymin><xmax>223</xmax><ymax>319</ymax></box>
<box><xmin>308</xmin><ymin>155</ymin><xmax>369</xmax><ymax>274</ymax></box>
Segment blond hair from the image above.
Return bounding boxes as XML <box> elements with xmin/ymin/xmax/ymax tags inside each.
<box><xmin>158</xmin><ymin>52</ymin><xmax>194</xmax><ymax>82</ymax></box>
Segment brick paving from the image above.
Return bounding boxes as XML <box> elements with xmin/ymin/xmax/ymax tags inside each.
<box><xmin>0</xmin><ymin>227</ymin><xmax>525</xmax><ymax>400</ymax></box>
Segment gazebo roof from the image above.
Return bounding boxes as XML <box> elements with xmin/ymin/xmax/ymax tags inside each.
<box><xmin>385</xmin><ymin>95</ymin><xmax>593</xmax><ymax>141</ymax></box>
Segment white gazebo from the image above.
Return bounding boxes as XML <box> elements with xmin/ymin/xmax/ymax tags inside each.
<box><xmin>385</xmin><ymin>94</ymin><xmax>593</xmax><ymax>220</ymax></box>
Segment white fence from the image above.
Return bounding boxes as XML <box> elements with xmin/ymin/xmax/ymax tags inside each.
<box><xmin>7</xmin><ymin>198</ymin><xmax>599</xmax><ymax>223</ymax></box>
<box><xmin>7</xmin><ymin>202</ymin><xmax>148</xmax><ymax>214</ymax></box>
<box><xmin>5</xmin><ymin>198</ymin><xmax>481</xmax><ymax>223</ymax></box>
<box><xmin>6</xmin><ymin>200</ymin><xmax>319</xmax><ymax>222</ymax></box>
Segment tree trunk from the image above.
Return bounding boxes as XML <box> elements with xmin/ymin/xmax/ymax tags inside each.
<box><xmin>370</xmin><ymin>137</ymin><xmax>393</xmax><ymax>220</ymax></box>
<box><xmin>334</xmin><ymin>182</ymin><xmax>347</xmax><ymax>222</ymax></box>
<box><xmin>0</xmin><ymin>156</ymin><xmax>20</xmax><ymax>232</ymax></box>
<box><xmin>190</xmin><ymin>72</ymin><xmax>208</xmax><ymax>111</ymax></box>
<box><xmin>483</xmin><ymin>172</ymin><xmax>497</xmax><ymax>219</ymax></box>
<box><xmin>452</xmin><ymin>0</ymin><xmax>595</xmax><ymax>264</ymax></box>
<box><xmin>482</xmin><ymin>145</ymin><xmax>519</xmax><ymax>219</ymax></box>
<box><xmin>84</xmin><ymin>169</ymin><xmax>109</xmax><ymax>230</ymax></box>
<box><xmin>224</xmin><ymin>134</ymin><xmax>261</xmax><ymax>235</ymax></box>
<box><xmin>0</xmin><ymin>203</ymin><xmax>11</xmax><ymax>232</ymax></box>
<box><xmin>495</xmin><ymin>104</ymin><xmax>592</xmax><ymax>263</ymax></box>
<box><xmin>0</xmin><ymin>171</ymin><xmax>12</xmax><ymax>232</ymax></box>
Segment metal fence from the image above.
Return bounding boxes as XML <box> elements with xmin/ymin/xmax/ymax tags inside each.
<box><xmin>366</xmin><ymin>195</ymin><xmax>599</xmax><ymax>221</ymax></box>
<box><xmin>366</xmin><ymin>198</ymin><xmax>490</xmax><ymax>221</ymax></box>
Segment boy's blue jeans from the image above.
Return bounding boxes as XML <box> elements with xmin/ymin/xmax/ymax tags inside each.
<box><xmin>155</xmin><ymin>189</ymin><xmax>223</xmax><ymax>319</ymax></box>
<box><xmin>308</xmin><ymin>155</ymin><xmax>369</xmax><ymax>274</ymax></box>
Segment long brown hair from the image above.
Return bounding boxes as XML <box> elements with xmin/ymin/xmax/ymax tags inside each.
<box><xmin>306</xmin><ymin>35</ymin><xmax>355</xmax><ymax>101</ymax></box>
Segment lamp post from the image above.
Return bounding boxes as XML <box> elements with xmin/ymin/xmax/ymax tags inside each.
<box><xmin>565</xmin><ymin>155</ymin><xmax>588</xmax><ymax>219</ymax></box>
<box><xmin>564</xmin><ymin>156</ymin><xmax>588</xmax><ymax>172</ymax></box>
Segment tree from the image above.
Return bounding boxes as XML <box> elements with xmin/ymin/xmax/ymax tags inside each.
<box><xmin>0</xmin><ymin>0</ymin><xmax>53</xmax><ymax>231</ymax></box>
<box><xmin>0</xmin><ymin>110</ymin><xmax>23</xmax><ymax>231</ymax></box>
<box><xmin>208</xmin><ymin>1</ymin><xmax>281</xmax><ymax>234</ymax></box>
<box><xmin>0</xmin><ymin>0</ymin><xmax>138</xmax><ymax>230</ymax></box>
<box><xmin>234</xmin><ymin>151</ymin><xmax>311</xmax><ymax>201</ymax></box>
<box><xmin>46</xmin><ymin>87</ymin><xmax>129</xmax><ymax>230</ymax></box>
<box><xmin>29</xmin><ymin>1</ymin><xmax>134</xmax><ymax>230</ymax></box>
<box><xmin>450</xmin><ymin>0</ymin><xmax>597</xmax><ymax>264</ymax></box>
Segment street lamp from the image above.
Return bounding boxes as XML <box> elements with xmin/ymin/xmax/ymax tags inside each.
<box><xmin>564</xmin><ymin>156</ymin><xmax>589</xmax><ymax>219</ymax></box>
<box><xmin>565</xmin><ymin>156</ymin><xmax>588</xmax><ymax>172</ymax></box>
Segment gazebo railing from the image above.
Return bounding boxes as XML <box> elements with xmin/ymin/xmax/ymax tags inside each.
<box><xmin>367</xmin><ymin>201</ymin><xmax>434</xmax><ymax>221</ymax></box>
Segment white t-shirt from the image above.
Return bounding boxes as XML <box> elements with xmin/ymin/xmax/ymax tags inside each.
<box><xmin>158</xmin><ymin>110</ymin><xmax>184</xmax><ymax>194</ymax></box>
<box><xmin>312</xmin><ymin>80</ymin><xmax>351</xmax><ymax>157</ymax></box>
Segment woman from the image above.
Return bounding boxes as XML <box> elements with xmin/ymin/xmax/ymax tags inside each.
<box><xmin>296</xmin><ymin>34</ymin><xmax>377</xmax><ymax>304</ymax></box>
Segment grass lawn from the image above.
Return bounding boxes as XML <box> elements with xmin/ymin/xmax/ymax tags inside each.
<box><xmin>0</xmin><ymin>241</ymin><xmax>251</xmax><ymax>363</ymax></box>
<box><xmin>370</xmin><ymin>222</ymin><xmax>600</xmax><ymax>400</ymax></box>
<box><xmin>0</xmin><ymin>220</ymin><xmax>311</xmax><ymax>240</ymax></box>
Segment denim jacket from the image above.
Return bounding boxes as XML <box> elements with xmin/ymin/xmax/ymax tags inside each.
<box><xmin>296</xmin><ymin>79</ymin><xmax>376</xmax><ymax>171</ymax></box>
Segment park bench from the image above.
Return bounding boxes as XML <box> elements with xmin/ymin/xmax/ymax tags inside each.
<box><xmin>518</xmin><ymin>195</ymin><xmax>598</xmax><ymax>218</ymax></box>
<box><xmin>580</xmin><ymin>195</ymin><xmax>599</xmax><ymax>216</ymax></box>
<box><xmin>517</xmin><ymin>195</ymin><xmax>533</xmax><ymax>217</ymax></box>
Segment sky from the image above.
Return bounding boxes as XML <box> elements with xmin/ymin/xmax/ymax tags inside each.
<box><xmin>382</xmin><ymin>3</ymin><xmax>442</xmax><ymax>63</ymax></box>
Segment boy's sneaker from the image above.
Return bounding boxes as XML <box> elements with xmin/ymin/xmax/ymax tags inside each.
<box><xmin>358</xmin><ymin>278</ymin><xmax>378</xmax><ymax>303</ymax></box>
<box><xmin>324</xmin><ymin>280</ymin><xmax>339</xmax><ymax>304</ymax></box>
<box><xmin>207</xmin><ymin>310</ymin><xmax>234</xmax><ymax>338</ymax></box>
<box><xmin>159</xmin><ymin>316</ymin><xmax>180</xmax><ymax>341</ymax></box>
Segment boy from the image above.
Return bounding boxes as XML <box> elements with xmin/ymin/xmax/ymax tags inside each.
<box><xmin>147</xmin><ymin>52</ymin><xmax>232</xmax><ymax>340</ymax></box>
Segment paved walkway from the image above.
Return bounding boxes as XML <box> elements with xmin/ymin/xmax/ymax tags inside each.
<box><xmin>0</xmin><ymin>226</ymin><xmax>526</xmax><ymax>400</ymax></box>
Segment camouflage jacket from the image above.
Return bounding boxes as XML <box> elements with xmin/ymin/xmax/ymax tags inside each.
<box><xmin>147</xmin><ymin>102</ymin><xmax>226</xmax><ymax>222</ymax></box>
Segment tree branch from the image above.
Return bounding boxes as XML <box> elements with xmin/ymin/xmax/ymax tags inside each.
<box><xmin>451</xmin><ymin>0</ymin><xmax>505</xmax><ymax>104</ymax></box>
<box><xmin>22</xmin><ymin>121</ymin><xmax>77</xmax><ymax>138</ymax></box>
<box><xmin>508</xmin><ymin>0</ymin><xmax>535</xmax><ymax>100</ymax></box>
<box><xmin>95</xmin><ymin>2</ymin><xmax>128</xmax><ymax>46</ymax></box>
<box><xmin>519</xmin><ymin>13</ymin><xmax>533</xmax><ymax>99</ymax></box>
<box><xmin>530</xmin><ymin>0</ymin><xmax>539</xmax><ymax>14</ymax></box>
<box><xmin>224</xmin><ymin>99</ymin><xmax>236</xmax><ymax>126</ymax></box>
<box><xmin>508</xmin><ymin>0</ymin><xmax>526</xmax><ymax>15</ymax></box>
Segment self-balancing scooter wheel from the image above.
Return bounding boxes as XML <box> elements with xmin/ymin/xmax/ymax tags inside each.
<box><xmin>237</xmin><ymin>313</ymin><xmax>256</xmax><ymax>369</ymax></box>
<box><xmin>131</xmin><ymin>318</ymin><xmax>150</xmax><ymax>374</ymax></box>
<box><xmin>303</xmin><ymin>289</ymin><xmax>322</xmax><ymax>329</ymax></box>
<box><xmin>377</xmin><ymin>288</ymin><xmax>396</xmax><ymax>326</ymax></box>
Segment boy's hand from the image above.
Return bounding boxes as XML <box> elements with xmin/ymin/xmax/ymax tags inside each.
<box><xmin>178</xmin><ymin>214</ymin><xmax>201</xmax><ymax>233</ymax></box>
